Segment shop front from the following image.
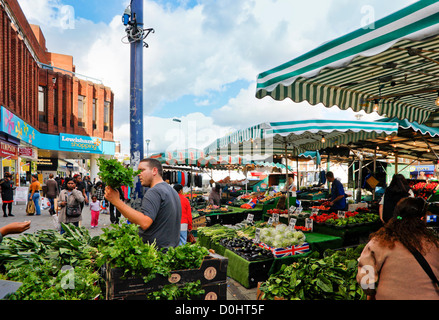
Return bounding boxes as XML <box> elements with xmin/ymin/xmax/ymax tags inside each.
<box><xmin>0</xmin><ymin>134</ymin><xmax>19</xmax><ymax>185</ymax></box>
<box><xmin>0</xmin><ymin>106</ymin><xmax>115</xmax><ymax>184</ymax></box>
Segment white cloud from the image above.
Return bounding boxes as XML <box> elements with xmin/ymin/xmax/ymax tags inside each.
<box><xmin>115</xmin><ymin>112</ymin><xmax>235</xmax><ymax>155</ymax></box>
<box><xmin>17</xmin><ymin>0</ymin><xmax>407</xmax><ymax>157</ymax></box>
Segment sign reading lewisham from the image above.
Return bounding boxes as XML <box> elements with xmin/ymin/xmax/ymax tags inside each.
<box><xmin>59</xmin><ymin>134</ymin><xmax>103</xmax><ymax>153</ymax></box>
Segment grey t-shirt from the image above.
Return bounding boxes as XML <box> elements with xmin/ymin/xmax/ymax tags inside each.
<box><xmin>138</xmin><ymin>182</ymin><xmax>181</xmax><ymax>249</ymax></box>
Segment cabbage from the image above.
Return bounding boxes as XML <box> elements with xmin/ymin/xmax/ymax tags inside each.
<box><xmin>275</xmin><ymin>224</ymin><xmax>287</xmax><ymax>232</ymax></box>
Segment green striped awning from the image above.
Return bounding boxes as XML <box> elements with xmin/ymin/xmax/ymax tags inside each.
<box><xmin>256</xmin><ymin>0</ymin><xmax>439</xmax><ymax>124</ymax></box>
<box><xmin>203</xmin><ymin>119</ymin><xmax>399</xmax><ymax>157</ymax></box>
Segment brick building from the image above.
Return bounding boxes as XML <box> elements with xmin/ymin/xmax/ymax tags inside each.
<box><xmin>0</xmin><ymin>0</ymin><xmax>115</xmax><ymax>184</ymax></box>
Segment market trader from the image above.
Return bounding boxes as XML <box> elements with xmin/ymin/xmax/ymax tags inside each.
<box><xmin>326</xmin><ymin>171</ymin><xmax>347</xmax><ymax>212</ymax></box>
<box><xmin>104</xmin><ymin>158</ymin><xmax>181</xmax><ymax>249</ymax></box>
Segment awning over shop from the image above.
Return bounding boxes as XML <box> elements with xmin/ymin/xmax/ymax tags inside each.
<box><xmin>256</xmin><ymin>0</ymin><xmax>439</xmax><ymax>124</ymax></box>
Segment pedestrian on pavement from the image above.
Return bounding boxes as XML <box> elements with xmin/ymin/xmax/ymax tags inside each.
<box><xmin>89</xmin><ymin>194</ymin><xmax>100</xmax><ymax>228</ymax></box>
<box><xmin>45</xmin><ymin>173</ymin><xmax>59</xmax><ymax>215</ymax></box>
<box><xmin>74</xmin><ymin>174</ymin><xmax>88</xmax><ymax>210</ymax></box>
<box><xmin>173</xmin><ymin>183</ymin><xmax>192</xmax><ymax>245</ymax></box>
<box><xmin>84</xmin><ymin>176</ymin><xmax>93</xmax><ymax>205</ymax></box>
<box><xmin>104</xmin><ymin>158</ymin><xmax>181</xmax><ymax>249</ymax></box>
<box><xmin>109</xmin><ymin>186</ymin><xmax>124</xmax><ymax>224</ymax></box>
<box><xmin>357</xmin><ymin>197</ymin><xmax>439</xmax><ymax>300</ymax></box>
<box><xmin>0</xmin><ymin>172</ymin><xmax>15</xmax><ymax>217</ymax></box>
<box><xmin>57</xmin><ymin>177</ymin><xmax>85</xmax><ymax>234</ymax></box>
<box><xmin>29</xmin><ymin>174</ymin><xmax>41</xmax><ymax>216</ymax></box>
<box><xmin>94</xmin><ymin>181</ymin><xmax>107</xmax><ymax>212</ymax></box>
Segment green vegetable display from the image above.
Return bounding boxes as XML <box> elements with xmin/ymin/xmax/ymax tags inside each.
<box><xmin>97</xmin><ymin>221</ymin><xmax>210</xmax><ymax>299</ymax></box>
<box><xmin>0</xmin><ymin>221</ymin><xmax>211</xmax><ymax>300</ymax></box>
<box><xmin>96</xmin><ymin>157</ymin><xmax>140</xmax><ymax>189</ymax></box>
<box><xmin>0</xmin><ymin>223</ymin><xmax>102</xmax><ymax>300</ymax></box>
<box><xmin>259</xmin><ymin>245</ymin><xmax>366</xmax><ymax>300</ymax></box>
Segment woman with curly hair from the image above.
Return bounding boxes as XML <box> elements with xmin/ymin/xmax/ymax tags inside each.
<box><xmin>357</xmin><ymin>197</ymin><xmax>439</xmax><ymax>300</ymax></box>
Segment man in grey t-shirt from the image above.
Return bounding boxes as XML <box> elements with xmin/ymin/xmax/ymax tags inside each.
<box><xmin>104</xmin><ymin>158</ymin><xmax>181</xmax><ymax>249</ymax></box>
<box><xmin>139</xmin><ymin>181</ymin><xmax>181</xmax><ymax>248</ymax></box>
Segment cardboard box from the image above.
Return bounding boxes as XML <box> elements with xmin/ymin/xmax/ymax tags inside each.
<box><xmin>192</xmin><ymin>215</ymin><xmax>207</xmax><ymax>230</ymax></box>
<box><xmin>106</xmin><ymin>252</ymin><xmax>228</xmax><ymax>300</ymax></box>
<box><xmin>347</xmin><ymin>203</ymin><xmax>368</xmax><ymax>212</ymax></box>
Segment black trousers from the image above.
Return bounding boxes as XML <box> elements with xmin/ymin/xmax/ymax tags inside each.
<box><xmin>109</xmin><ymin>203</ymin><xmax>121</xmax><ymax>224</ymax></box>
<box><xmin>2</xmin><ymin>202</ymin><xmax>12</xmax><ymax>215</ymax></box>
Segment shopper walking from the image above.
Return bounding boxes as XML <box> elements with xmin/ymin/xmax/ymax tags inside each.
<box><xmin>357</xmin><ymin>197</ymin><xmax>439</xmax><ymax>300</ymax></box>
<box><xmin>208</xmin><ymin>184</ymin><xmax>221</xmax><ymax>206</ymax></box>
<box><xmin>45</xmin><ymin>173</ymin><xmax>59</xmax><ymax>215</ymax></box>
<box><xmin>94</xmin><ymin>181</ymin><xmax>107</xmax><ymax>213</ymax></box>
<box><xmin>84</xmin><ymin>176</ymin><xmax>92</xmax><ymax>206</ymax></box>
<box><xmin>379</xmin><ymin>174</ymin><xmax>413</xmax><ymax>224</ymax></box>
<box><xmin>104</xmin><ymin>158</ymin><xmax>181</xmax><ymax>249</ymax></box>
<box><xmin>74</xmin><ymin>174</ymin><xmax>88</xmax><ymax>210</ymax></box>
<box><xmin>0</xmin><ymin>172</ymin><xmax>15</xmax><ymax>217</ymax></box>
<box><xmin>57</xmin><ymin>178</ymin><xmax>85</xmax><ymax>234</ymax></box>
<box><xmin>173</xmin><ymin>184</ymin><xmax>193</xmax><ymax>245</ymax></box>
<box><xmin>89</xmin><ymin>195</ymin><xmax>100</xmax><ymax>228</ymax></box>
<box><xmin>29</xmin><ymin>174</ymin><xmax>41</xmax><ymax>216</ymax></box>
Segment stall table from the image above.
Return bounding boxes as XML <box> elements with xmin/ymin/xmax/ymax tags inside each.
<box><xmin>198</xmin><ymin>230</ymin><xmax>343</xmax><ymax>289</ymax></box>
<box><xmin>204</xmin><ymin>205</ymin><xmax>264</xmax><ymax>225</ymax></box>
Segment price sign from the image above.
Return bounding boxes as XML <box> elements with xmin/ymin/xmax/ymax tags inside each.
<box><xmin>255</xmin><ymin>228</ymin><xmax>261</xmax><ymax>242</ymax></box>
<box><xmin>305</xmin><ymin>218</ymin><xmax>314</xmax><ymax>232</ymax></box>
<box><xmin>338</xmin><ymin>210</ymin><xmax>346</xmax><ymax>219</ymax></box>
<box><xmin>311</xmin><ymin>208</ymin><xmax>319</xmax><ymax>215</ymax></box>
<box><xmin>289</xmin><ymin>206</ymin><xmax>296</xmax><ymax>214</ymax></box>
<box><xmin>296</xmin><ymin>207</ymin><xmax>303</xmax><ymax>215</ymax></box>
<box><xmin>246</xmin><ymin>214</ymin><xmax>254</xmax><ymax>223</ymax></box>
<box><xmin>288</xmin><ymin>218</ymin><xmax>297</xmax><ymax>231</ymax></box>
<box><xmin>273</xmin><ymin>213</ymin><xmax>279</xmax><ymax>223</ymax></box>
<box><xmin>267</xmin><ymin>217</ymin><xmax>273</xmax><ymax>226</ymax></box>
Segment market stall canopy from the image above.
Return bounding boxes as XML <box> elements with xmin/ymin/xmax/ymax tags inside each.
<box><xmin>256</xmin><ymin>0</ymin><xmax>439</xmax><ymax>125</ymax></box>
<box><xmin>301</xmin><ymin>117</ymin><xmax>439</xmax><ymax>161</ymax></box>
<box><xmin>203</xmin><ymin>119</ymin><xmax>399</xmax><ymax>158</ymax></box>
<box><xmin>149</xmin><ymin>149</ymin><xmax>248</xmax><ymax>168</ymax></box>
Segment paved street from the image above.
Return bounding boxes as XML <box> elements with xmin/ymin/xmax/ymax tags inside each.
<box><xmin>0</xmin><ymin>201</ymin><xmax>109</xmax><ymax>238</ymax></box>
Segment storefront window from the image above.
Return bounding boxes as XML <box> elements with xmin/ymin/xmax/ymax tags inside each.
<box><xmin>38</xmin><ymin>86</ymin><xmax>47</xmax><ymax>122</ymax></box>
<box><xmin>104</xmin><ymin>101</ymin><xmax>110</xmax><ymax>132</ymax></box>
<box><xmin>78</xmin><ymin>95</ymin><xmax>86</xmax><ymax>127</ymax></box>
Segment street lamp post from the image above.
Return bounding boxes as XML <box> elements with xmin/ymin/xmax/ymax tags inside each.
<box><xmin>172</xmin><ymin>118</ymin><xmax>182</xmax><ymax>146</ymax></box>
<box><xmin>145</xmin><ymin>139</ymin><xmax>150</xmax><ymax>157</ymax></box>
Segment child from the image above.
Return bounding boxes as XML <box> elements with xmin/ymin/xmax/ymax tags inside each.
<box><xmin>89</xmin><ymin>195</ymin><xmax>100</xmax><ymax>228</ymax></box>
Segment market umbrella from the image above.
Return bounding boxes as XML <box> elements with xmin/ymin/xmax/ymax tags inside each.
<box><xmin>256</xmin><ymin>0</ymin><xmax>439</xmax><ymax>125</ymax></box>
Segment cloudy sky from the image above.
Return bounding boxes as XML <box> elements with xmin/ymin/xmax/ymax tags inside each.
<box><xmin>18</xmin><ymin>0</ymin><xmax>417</xmax><ymax>156</ymax></box>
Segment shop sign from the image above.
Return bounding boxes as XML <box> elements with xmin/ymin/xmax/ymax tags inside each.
<box><xmin>19</xmin><ymin>147</ymin><xmax>37</xmax><ymax>160</ymax></box>
<box><xmin>59</xmin><ymin>133</ymin><xmax>103</xmax><ymax>153</ymax></box>
<box><xmin>0</xmin><ymin>140</ymin><xmax>18</xmax><ymax>158</ymax></box>
<box><xmin>0</xmin><ymin>106</ymin><xmax>40</xmax><ymax>145</ymax></box>
<box><xmin>409</xmin><ymin>165</ymin><xmax>435</xmax><ymax>174</ymax></box>
<box><xmin>36</xmin><ymin>158</ymin><xmax>58</xmax><ymax>171</ymax></box>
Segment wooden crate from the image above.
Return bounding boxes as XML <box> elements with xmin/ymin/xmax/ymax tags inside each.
<box><xmin>106</xmin><ymin>252</ymin><xmax>228</xmax><ymax>300</ymax></box>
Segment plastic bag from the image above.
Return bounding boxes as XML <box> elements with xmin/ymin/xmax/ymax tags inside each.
<box><xmin>40</xmin><ymin>197</ymin><xmax>51</xmax><ymax>210</ymax></box>
<box><xmin>52</xmin><ymin>214</ymin><xmax>61</xmax><ymax>231</ymax></box>
<box><xmin>26</xmin><ymin>200</ymin><xmax>35</xmax><ymax>215</ymax></box>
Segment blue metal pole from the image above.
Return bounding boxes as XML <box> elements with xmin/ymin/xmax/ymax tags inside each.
<box><xmin>130</xmin><ymin>0</ymin><xmax>144</xmax><ymax>207</ymax></box>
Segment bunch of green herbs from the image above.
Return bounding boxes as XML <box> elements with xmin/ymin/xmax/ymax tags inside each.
<box><xmin>96</xmin><ymin>157</ymin><xmax>140</xmax><ymax>189</ymax></box>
